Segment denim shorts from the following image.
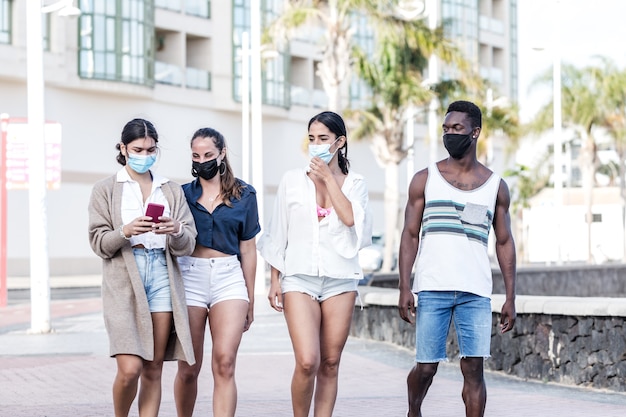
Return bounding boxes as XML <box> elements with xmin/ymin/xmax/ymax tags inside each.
<box><xmin>178</xmin><ymin>255</ymin><xmax>249</xmax><ymax>308</ymax></box>
<box><xmin>133</xmin><ymin>248</ymin><xmax>172</xmax><ymax>313</ymax></box>
<box><xmin>281</xmin><ymin>274</ymin><xmax>358</xmax><ymax>302</ymax></box>
<box><xmin>415</xmin><ymin>291</ymin><xmax>492</xmax><ymax>362</ymax></box>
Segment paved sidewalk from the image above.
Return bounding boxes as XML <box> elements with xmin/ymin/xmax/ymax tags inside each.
<box><xmin>1</xmin><ymin>294</ymin><xmax>626</xmax><ymax>416</ymax></box>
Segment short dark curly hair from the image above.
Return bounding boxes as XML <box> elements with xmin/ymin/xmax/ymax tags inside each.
<box><xmin>446</xmin><ymin>100</ymin><xmax>482</xmax><ymax>129</ymax></box>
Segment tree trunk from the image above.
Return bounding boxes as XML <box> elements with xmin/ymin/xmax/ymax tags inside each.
<box><xmin>381</xmin><ymin>161</ymin><xmax>399</xmax><ymax>272</ymax></box>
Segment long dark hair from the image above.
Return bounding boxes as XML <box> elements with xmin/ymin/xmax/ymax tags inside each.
<box><xmin>308</xmin><ymin>111</ymin><xmax>350</xmax><ymax>175</ymax></box>
<box><xmin>115</xmin><ymin>118</ymin><xmax>158</xmax><ymax>166</ymax></box>
<box><xmin>190</xmin><ymin>127</ymin><xmax>243</xmax><ymax>206</ymax></box>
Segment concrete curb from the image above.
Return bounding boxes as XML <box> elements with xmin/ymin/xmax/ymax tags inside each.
<box><xmin>6</xmin><ymin>275</ymin><xmax>102</xmax><ymax>290</ymax></box>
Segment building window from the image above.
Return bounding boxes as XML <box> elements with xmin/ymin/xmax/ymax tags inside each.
<box><xmin>155</xmin><ymin>0</ymin><xmax>210</xmax><ymax>17</ymax></box>
<box><xmin>350</xmin><ymin>12</ymin><xmax>375</xmax><ymax>109</ymax></box>
<box><xmin>78</xmin><ymin>0</ymin><xmax>155</xmax><ymax>86</ymax></box>
<box><xmin>0</xmin><ymin>0</ymin><xmax>11</xmax><ymax>44</ymax></box>
<box><xmin>155</xmin><ymin>0</ymin><xmax>181</xmax><ymax>12</ymax></box>
<box><xmin>442</xmin><ymin>0</ymin><xmax>479</xmax><ymax>69</ymax></box>
<box><xmin>232</xmin><ymin>0</ymin><xmax>288</xmax><ymax>108</ymax></box>
<box><xmin>509</xmin><ymin>0</ymin><xmax>518</xmax><ymax>101</ymax></box>
<box><xmin>43</xmin><ymin>13</ymin><xmax>51</xmax><ymax>51</ymax></box>
<box><xmin>186</xmin><ymin>0</ymin><xmax>210</xmax><ymax>18</ymax></box>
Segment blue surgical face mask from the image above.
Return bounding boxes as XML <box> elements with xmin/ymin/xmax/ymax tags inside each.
<box><xmin>127</xmin><ymin>153</ymin><xmax>157</xmax><ymax>174</ymax></box>
<box><xmin>309</xmin><ymin>139</ymin><xmax>339</xmax><ymax>164</ymax></box>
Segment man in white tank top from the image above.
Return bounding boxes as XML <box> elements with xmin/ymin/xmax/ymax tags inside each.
<box><xmin>398</xmin><ymin>100</ymin><xmax>517</xmax><ymax>417</ymax></box>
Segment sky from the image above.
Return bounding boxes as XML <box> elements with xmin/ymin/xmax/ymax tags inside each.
<box><xmin>516</xmin><ymin>0</ymin><xmax>626</xmax><ymax>123</ymax></box>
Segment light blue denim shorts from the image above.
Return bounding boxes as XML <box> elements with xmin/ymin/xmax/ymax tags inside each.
<box><xmin>415</xmin><ymin>291</ymin><xmax>492</xmax><ymax>362</ymax></box>
<box><xmin>282</xmin><ymin>274</ymin><xmax>358</xmax><ymax>302</ymax></box>
<box><xmin>133</xmin><ymin>248</ymin><xmax>172</xmax><ymax>313</ymax></box>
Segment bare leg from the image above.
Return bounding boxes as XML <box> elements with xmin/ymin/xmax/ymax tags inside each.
<box><xmin>208</xmin><ymin>299</ymin><xmax>249</xmax><ymax>417</ymax></box>
<box><xmin>283</xmin><ymin>292</ymin><xmax>322</xmax><ymax>417</ymax></box>
<box><xmin>137</xmin><ymin>312</ymin><xmax>172</xmax><ymax>417</ymax></box>
<box><xmin>460</xmin><ymin>357</ymin><xmax>486</xmax><ymax>417</ymax></box>
<box><xmin>313</xmin><ymin>291</ymin><xmax>356</xmax><ymax>417</ymax></box>
<box><xmin>112</xmin><ymin>354</ymin><xmax>143</xmax><ymax>417</ymax></box>
<box><xmin>174</xmin><ymin>306</ymin><xmax>208</xmax><ymax>417</ymax></box>
<box><xmin>407</xmin><ymin>362</ymin><xmax>438</xmax><ymax>417</ymax></box>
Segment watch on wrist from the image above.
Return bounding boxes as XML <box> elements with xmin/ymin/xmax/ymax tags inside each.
<box><xmin>119</xmin><ymin>225</ymin><xmax>131</xmax><ymax>240</ymax></box>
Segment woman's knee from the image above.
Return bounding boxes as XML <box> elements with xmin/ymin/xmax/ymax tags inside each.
<box><xmin>116</xmin><ymin>360</ymin><xmax>142</xmax><ymax>386</ymax></box>
<box><xmin>212</xmin><ymin>353</ymin><xmax>238</xmax><ymax>379</ymax></box>
<box><xmin>319</xmin><ymin>356</ymin><xmax>341</xmax><ymax>377</ymax></box>
<box><xmin>295</xmin><ymin>354</ymin><xmax>320</xmax><ymax>377</ymax></box>
<box><xmin>142</xmin><ymin>359</ymin><xmax>165</xmax><ymax>381</ymax></box>
<box><xmin>177</xmin><ymin>361</ymin><xmax>202</xmax><ymax>383</ymax></box>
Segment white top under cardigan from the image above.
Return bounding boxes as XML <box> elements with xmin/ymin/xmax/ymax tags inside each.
<box><xmin>117</xmin><ymin>167</ymin><xmax>170</xmax><ymax>249</ymax></box>
<box><xmin>258</xmin><ymin>168</ymin><xmax>372</xmax><ymax>280</ymax></box>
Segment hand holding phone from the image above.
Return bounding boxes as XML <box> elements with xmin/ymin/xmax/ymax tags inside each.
<box><xmin>145</xmin><ymin>203</ymin><xmax>165</xmax><ymax>223</ymax></box>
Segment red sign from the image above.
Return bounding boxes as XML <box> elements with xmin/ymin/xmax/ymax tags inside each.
<box><xmin>3</xmin><ymin>120</ymin><xmax>62</xmax><ymax>190</ymax></box>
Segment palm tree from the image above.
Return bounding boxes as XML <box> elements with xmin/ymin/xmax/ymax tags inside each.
<box><xmin>266</xmin><ymin>1</ymin><xmax>467</xmax><ymax>271</ymax></box>
<box><xmin>504</xmin><ymin>161</ymin><xmax>550</xmax><ymax>264</ymax></box>
<box><xmin>265</xmin><ymin>0</ymin><xmax>370</xmax><ymax>112</ymax></box>
<box><xmin>528</xmin><ymin>63</ymin><xmax>603</xmax><ymax>263</ymax></box>
<box><xmin>348</xmin><ymin>22</ymin><xmax>473</xmax><ymax>271</ymax></box>
<box><xmin>592</xmin><ymin>57</ymin><xmax>626</xmax><ymax>260</ymax></box>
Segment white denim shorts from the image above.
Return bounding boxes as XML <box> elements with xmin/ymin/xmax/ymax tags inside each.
<box><xmin>281</xmin><ymin>274</ymin><xmax>358</xmax><ymax>302</ymax></box>
<box><xmin>178</xmin><ymin>255</ymin><xmax>249</xmax><ymax>308</ymax></box>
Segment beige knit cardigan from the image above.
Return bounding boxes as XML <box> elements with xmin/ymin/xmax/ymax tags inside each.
<box><xmin>88</xmin><ymin>174</ymin><xmax>196</xmax><ymax>364</ymax></box>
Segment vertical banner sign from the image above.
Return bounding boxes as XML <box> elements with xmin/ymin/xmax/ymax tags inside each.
<box><xmin>5</xmin><ymin>121</ymin><xmax>62</xmax><ymax>190</ymax></box>
<box><xmin>0</xmin><ymin>116</ymin><xmax>62</xmax><ymax>308</ymax></box>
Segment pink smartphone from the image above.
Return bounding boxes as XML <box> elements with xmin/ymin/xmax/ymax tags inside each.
<box><xmin>145</xmin><ymin>203</ymin><xmax>165</xmax><ymax>223</ymax></box>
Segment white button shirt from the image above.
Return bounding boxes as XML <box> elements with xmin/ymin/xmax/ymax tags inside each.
<box><xmin>117</xmin><ymin>167</ymin><xmax>170</xmax><ymax>249</ymax></box>
<box><xmin>258</xmin><ymin>168</ymin><xmax>372</xmax><ymax>280</ymax></box>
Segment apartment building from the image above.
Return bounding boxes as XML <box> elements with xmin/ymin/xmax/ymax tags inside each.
<box><xmin>0</xmin><ymin>0</ymin><xmax>517</xmax><ymax>276</ymax></box>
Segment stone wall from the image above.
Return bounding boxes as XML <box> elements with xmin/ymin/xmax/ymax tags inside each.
<box><xmin>490</xmin><ymin>313</ymin><xmax>626</xmax><ymax>391</ymax></box>
<box><xmin>366</xmin><ymin>263</ymin><xmax>626</xmax><ymax>297</ymax></box>
<box><xmin>350</xmin><ymin>288</ymin><xmax>626</xmax><ymax>392</ymax></box>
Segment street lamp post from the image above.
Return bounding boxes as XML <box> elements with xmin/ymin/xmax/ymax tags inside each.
<box><xmin>26</xmin><ymin>0</ymin><xmax>51</xmax><ymax>333</ymax></box>
<box><xmin>396</xmin><ymin>1</ymin><xmax>437</xmax><ymax>176</ymax></box>
<box><xmin>25</xmin><ymin>0</ymin><xmax>80</xmax><ymax>333</ymax></box>
<box><xmin>426</xmin><ymin>0</ymin><xmax>439</xmax><ymax>165</ymax></box>
<box><xmin>250</xmin><ymin>0</ymin><xmax>266</xmax><ymax>295</ymax></box>
<box><xmin>552</xmin><ymin>0</ymin><xmax>563</xmax><ymax>264</ymax></box>
<box><xmin>241</xmin><ymin>32</ymin><xmax>250</xmax><ymax>184</ymax></box>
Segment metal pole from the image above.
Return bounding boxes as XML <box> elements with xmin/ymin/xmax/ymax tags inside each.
<box><xmin>241</xmin><ymin>32</ymin><xmax>250</xmax><ymax>183</ymax></box>
<box><xmin>0</xmin><ymin>113</ymin><xmax>8</xmax><ymax>308</ymax></box>
<box><xmin>427</xmin><ymin>0</ymin><xmax>439</xmax><ymax>165</ymax></box>
<box><xmin>250</xmin><ymin>0</ymin><xmax>266</xmax><ymax>295</ymax></box>
<box><xmin>406</xmin><ymin>106</ymin><xmax>415</xmax><ymax>185</ymax></box>
<box><xmin>552</xmin><ymin>0</ymin><xmax>563</xmax><ymax>265</ymax></box>
<box><xmin>26</xmin><ymin>0</ymin><xmax>51</xmax><ymax>333</ymax></box>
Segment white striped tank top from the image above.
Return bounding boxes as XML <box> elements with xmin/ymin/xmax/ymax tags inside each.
<box><xmin>413</xmin><ymin>163</ymin><xmax>500</xmax><ymax>298</ymax></box>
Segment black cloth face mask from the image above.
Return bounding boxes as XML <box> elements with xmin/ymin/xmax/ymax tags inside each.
<box><xmin>443</xmin><ymin>133</ymin><xmax>473</xmax><ymax>159</ymax></box>
<box><xmin>192</xmin><ymin>158</ymin><xmax>219</xmax><ymax>180</ymax></box>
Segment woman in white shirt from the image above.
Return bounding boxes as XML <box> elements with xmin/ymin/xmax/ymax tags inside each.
<box><xmin>88</xmin><ymin>118</ymin><xmax>196</xmax><ymax>417</ymax></box>
<box><xmin>258</xmin><ymin>111</ymin><xmax>372</xmax><ymax>417</ymax></box>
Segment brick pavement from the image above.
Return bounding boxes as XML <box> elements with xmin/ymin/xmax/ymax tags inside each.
<box><xmin>1</xmin><ymin>296</ymin><xmax>626</xmax><ymax>416</ymax></box>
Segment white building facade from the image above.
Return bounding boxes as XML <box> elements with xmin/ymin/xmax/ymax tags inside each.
<box><xmin>0</xmin><ymin>0</ymin><xmax>518</xmax><ymax>276</ymax></box>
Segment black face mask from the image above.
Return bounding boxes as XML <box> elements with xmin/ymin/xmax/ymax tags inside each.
<box><xmin>443</xmin><ymin>133</ymin><xmax>473</xmax><ymax>159</ymax></box>
<box><xmin>192</xmin><ymin>158</ymin><xmax>219</xmax><ymax>180</ymax></box>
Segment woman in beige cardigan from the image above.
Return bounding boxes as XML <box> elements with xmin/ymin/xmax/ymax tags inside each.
<box><xmin>88</xmin><ymin>118</ymin><xmax>196</xmax><ymax>417</ymax></box>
